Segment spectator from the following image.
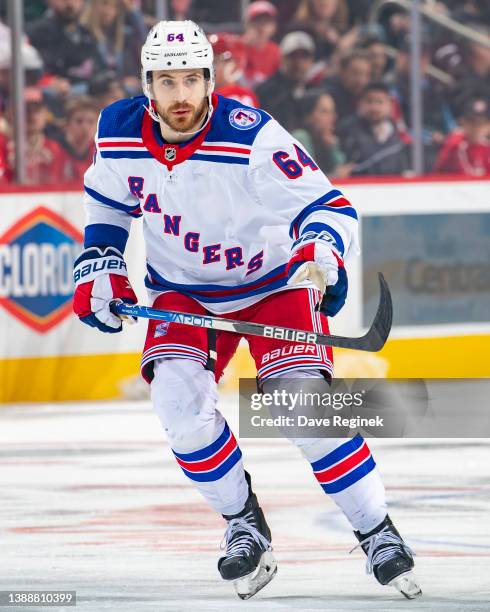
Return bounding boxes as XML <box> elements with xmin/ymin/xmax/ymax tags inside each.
<box><xmin>292</xmin><ymin>91</ymin><xmax>350</xmax><ymax>176</ymax></box>
<box><xmin>58</xmin><ymin>96</ymin><xmax>99</xmax><ymax>183</ymax></box>
<box><xmin>169</xmin><ymin>0</ymin><xmax>194</xmax><ymax>21</ymax></box>
<box><xmin>0</xmin><ymin>131</ymin><xmax>12</xmax><ymax>185</ymax></box>
<box><xmin>323</xmin><ymin>49</ymin><xmax>372</xmax><ymax>122</ymax></box>
<box><xmin>434</xmin><ymin>98</ymin><xmax>490</xmax><ymax>176</ymax></box>
<box><xmin>27</xmin><ymin>0</ymin><xmax>105</xmax><ymax>92</ymax></box>
<box><xmin>360</xmin><ymin>35</ymin><xmax>389</xmax><ymax>81</ymax></box>
<box><xmin>256</xmin><ymin>31</ymin><xmax>317</xmax><ymax>132</ymax></box>
<box><xmin>81</xmin><ymin>0</ymin><xmax>146</xmax><ymax>92</ymax></box>
<box><xmin>0</xmin><ymin>21</ymin><xmax>44</xmax><ymax>114</ymax></box>
<box><xmin>377</xmin><ymin>4</ymin><xmax>411</xmax><ymax>50</ymax></box>
<box><xmin>338</xmin><ymin>82</ymin><xmax>411</xmax><ymax>176</ymax></box>
<box><xmin>23</xmin><ymin>88</ymin><xmax>66</xmax><ymax>185</ymax></box>
<box><xmin>451</xmin><ymin>29</ymin><xmax>490</xmax><ymax>114</ymax></box>
<box><xmin>209</xmin><ymin>34</ymin><xmax>259</xmax><ymax>108</ymax></box>
<box><xmin>240</xmin><ymin>1</ymin><xmax>281</xmax><ymax>88</ymax></box>
<box><xmin>293</xmin><ymin>0</ymin><xmax>360</xmax><ymax>59</ymax></box>
<box><xmin>386</xmin><ymin>37</ymin><xmax>454</xmax><ymax>164</ymax></box>
<box><xmin>88</xmin><ymin>72</ymin><xmax>126</xmax><ymax>108</ymax></box>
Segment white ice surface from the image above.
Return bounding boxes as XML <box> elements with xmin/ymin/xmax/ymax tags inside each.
<box><xmin>1</xmin><ymin>397</ymin><xmax>489</xmax><ymax>611</ymax></box>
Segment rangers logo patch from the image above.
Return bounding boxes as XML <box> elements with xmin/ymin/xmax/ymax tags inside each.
<box><xmin>154</xmin><ymin>321</ymin><xmax>170</xmax><ymax>337</ymax></box>
<box><xmin>229</xmin><ymin>108</ymin><xmax>261</xmax><ymax>131</ymax></box>
<box><xmin>164</xmin><ymin>147</ymin><xmax>177</xmax><ymax>161</ymax></box>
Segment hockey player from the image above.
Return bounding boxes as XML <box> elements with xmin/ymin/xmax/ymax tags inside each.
<box><xmin>73</xmin><ymin>21</ymin><xmax>421</xmax><ymax>600</ymax></box>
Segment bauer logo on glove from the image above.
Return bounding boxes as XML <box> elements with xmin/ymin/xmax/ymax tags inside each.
<box><xmin>73</xmin><ymin>246</ymin><xmax>138</xmax><ymax>333</ymax></box>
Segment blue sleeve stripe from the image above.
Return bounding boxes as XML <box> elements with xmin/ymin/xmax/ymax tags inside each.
<box><xmin>290</xmin><ymin>201</ymin><xmax>358</xmax><ymax>236</ymax></box>
<box><xmin>84</xmin><ymin>223</ymin><xmax>130</xmax><ymax>253</ymax></box>
<box><xmin>300</xmin><ymin>222</ymin><xmax>345</xmax><ymax>256</ymax></box>
<box><xmin>310</xmin><ymin>189</ymin><xmax>344</xmax><ymax>207</ymax></box>
<box><xmin>85</xmin><ymin>185</ymin><xmax>140</xmax><ymax>215</ymax></box>
<box><xmin>322</xmin><ymin>205</ymin><xmax>357</xmax><ymax>219</ymax></box>
<box><xmin>289</xmin><ymin>190</ymin><xmax>357</xmax><ymax>237</ymax></box>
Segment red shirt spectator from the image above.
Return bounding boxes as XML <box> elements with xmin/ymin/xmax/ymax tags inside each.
<box><xmin>216</xmin><ymin>83</ymin><xmax>259</xmax><ymax>108</ymax></box>
<box><xmin>0</xmin><ymin>132</ymin><xmax>12</xmax><ymax>185</ymax></box>
<box><xmin>240</xmin><ymin>1</ymin><xmax>281</xmax><ymax>87</ymax></box>
<box><xmin>209</xmin><ymin>33</ymin><xmax>259</xmax><ymax>108</ymax></box>
<box><xmin>24</xmin><ymin>88</ymin><xmax>65</xmax><ymax>185</ymax></box>
<box><xmin>434</xmin><ymin>99</ymin><xmax>490</xmax><ymax>176</ymax></box>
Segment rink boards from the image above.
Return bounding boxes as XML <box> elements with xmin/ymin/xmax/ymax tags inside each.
<box><xmin>0</xmin><ymin>178</ymin><xmax>489</xmax><ymax>401</ymax></box>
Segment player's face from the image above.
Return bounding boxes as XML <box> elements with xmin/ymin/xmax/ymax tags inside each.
<box><xmin>152</xmin><ymin>69</ymin><xmax>208</xmax><ymax>133</ymax></box>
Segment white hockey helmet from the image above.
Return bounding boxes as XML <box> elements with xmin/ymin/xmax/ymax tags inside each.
<box><xmin>141</xmin><ymin>20</ymin><xmax>215</xmax><ymax>101</ymax></box>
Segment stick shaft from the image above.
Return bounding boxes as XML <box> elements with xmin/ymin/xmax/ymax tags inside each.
<box><xmin>112</xmin><ymin>272</ymin><xmax>392</xmax><ymax>352</ymax></box>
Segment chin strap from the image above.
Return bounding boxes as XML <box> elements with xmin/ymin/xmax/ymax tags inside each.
<box><xmin>144</xmin><ymin>92</ymin><xmax>214</xmax><ymax>139</ymax></box>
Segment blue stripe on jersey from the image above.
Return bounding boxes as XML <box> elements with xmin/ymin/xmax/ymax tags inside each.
<box><xmin>310</xmin><ymin>190</ymin><xmax>344</xmax><ymax>207</ymax></box>
<box><xmin>145</xmin><ymin>264</ymin><xmax>288</xmax><ymax>302</ymax></box>
<box><xmin>84</xmin><ymin>223</ymin><xmax>129</xmax><ymax>253</ymax></box>
<box><xmin>100</xmin><ymin>151</ymin><xmax>153</xmax><ymax>159</ymax></box>
<box><xmin>180</xmin><ymin>448</ymin><xmax>243</xmax><ymax>482</ymax></box>
<box><xmin>310</xmin><ymin>434</ymin><xmax>364</xmax><ymax>472</ymax></box>
<box><xmin>173</xmin><ymin>423</ymin><xmax>230</xmax><ymax>461</ymax></box>
<box><xmin>299</xmin><ymin>222</ymin><xmax>345</xmax><ymax>256</ymax></box>
<box><xmin>84</xmin><ymin>186</ymin><xmax>142</xmax><ymax>217</ymax></box>
<box><xmin>189</xmin><ymin>154</ymin><xmax>249</xmax><ymax>165</ymax></box>
<box><xmin>319</xmin><ymin>456</ymin><xmax>376</xmax><ymax>494</ymax></box>
<box><xmin>289</xmin><ymin>190</ymin><xmax>357</xmax><ymax>237</ymax></box>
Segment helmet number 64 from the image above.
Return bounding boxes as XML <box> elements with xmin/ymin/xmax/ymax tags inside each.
<box><xmin>167</xmin><ymin>33</ymin><xmax>185</xmax><ymax>42</ymax></box>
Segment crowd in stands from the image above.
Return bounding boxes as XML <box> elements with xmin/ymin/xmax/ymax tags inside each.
<box><xmin>0</xmin><ymin>0</ymin><xmax>488</xmax><ymax>185</ymax></box>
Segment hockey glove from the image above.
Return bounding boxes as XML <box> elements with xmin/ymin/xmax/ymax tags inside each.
<box><xmin>73</xmin><ymin>246</ymin><xmax>137</xmax><ymax>333</ymax></box>
<box><xmin>286</xmin><ymin>237</ymin><xmax>348</xmax><ymax>317</ymax></box>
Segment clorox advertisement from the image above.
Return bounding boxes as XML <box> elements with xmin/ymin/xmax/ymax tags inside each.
<box><xmin>0</xmin><ymin>206</ymin><xmax>83</xmax><ymax>332</ymax></box>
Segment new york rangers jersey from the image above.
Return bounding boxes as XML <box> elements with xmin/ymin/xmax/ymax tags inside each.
<box><xmin>83</xmin><ymin>93</ymin><xmax>358</xmax><ymax>314</ymax></box>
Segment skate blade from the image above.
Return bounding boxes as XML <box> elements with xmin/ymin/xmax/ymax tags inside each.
<box><xmin>389</xmin><ymin>571</ymin><xmax>422</xmax><ymax>599</ymax></box>
<box><xmin>234</xmin><ymin>551</ymin><xmax>277</xmax><ymax>600</ymax></box>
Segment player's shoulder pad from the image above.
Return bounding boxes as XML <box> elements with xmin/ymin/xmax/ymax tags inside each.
<box><xmin>205</xmin><ymin>95</ymin><xmax>272</xmax><ymax>146</ymax></box>
<box><xmin>97</xmin><ymin>95</ymin><xmax>147</xmax><ymax>140</ymax></box>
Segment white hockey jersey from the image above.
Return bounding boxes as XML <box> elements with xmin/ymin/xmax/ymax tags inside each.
<box><xmin>83</xmin><ymin>94</ymin><xmax>358</xmax><ymax>314</ymax></box>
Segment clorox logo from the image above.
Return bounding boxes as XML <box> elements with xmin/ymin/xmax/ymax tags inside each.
<box><xmin>0</xmin><ymin>206</ymin><xmax>83</xmax><ymax>333</ymax></box>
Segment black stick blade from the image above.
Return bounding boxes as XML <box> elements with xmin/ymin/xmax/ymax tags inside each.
<box><xmin>316</xmin><ymin>272</ymin><xmax>393</xmax><ymax>351</ymax></box>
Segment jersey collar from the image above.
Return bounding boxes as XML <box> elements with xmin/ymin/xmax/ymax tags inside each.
<box><xmin>141</xmin><ymin>94</ymin><xmax>218</xmax><ymax>170</ymax></box>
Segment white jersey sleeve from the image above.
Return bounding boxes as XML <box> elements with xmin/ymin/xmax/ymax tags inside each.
<box><xmin>82</xmin><ymin>113</ymin><xmax>142</xmax><ymax>252</ymax></box>
<box><xmin>248</xmin><ymin>119</ymin><xmax>359</xmax><ymax>260</ymax></box>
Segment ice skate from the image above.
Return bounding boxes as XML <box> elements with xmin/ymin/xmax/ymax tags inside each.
<box><xmin>218</xmin><ymin>472</ymin><xmax>277</xmax><ymax>599</ymax></box>
<box><xmin>352</xmin><ymin>515</ymin><xmax>422</xmax><ymax>600</ymax></box>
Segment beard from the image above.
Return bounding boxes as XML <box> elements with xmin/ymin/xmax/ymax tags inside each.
<box><xmin>56</xmin><ymin>8</ymin><xmax>82</xmax><ymax>25</ymax></box>
<box><xmin>157</xmin><ymin>98</ymin><xmax>208</xmax><ymax>133</ymax></box>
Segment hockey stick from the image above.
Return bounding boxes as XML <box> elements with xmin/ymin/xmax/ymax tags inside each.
<box><xmin>111</xmin><ymin>273</ymin><xmax>393</xmax><ymax>352</ymax></box>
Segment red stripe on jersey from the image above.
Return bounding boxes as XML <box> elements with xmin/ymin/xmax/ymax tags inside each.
<box><xmin>199</xmin><ymin>145</ymin><xmax>251</xmax><ymax>155</ymax></box>
<box><xmin>326</xmin><ymin>197</ymin><xmax>351</xmax><ymax>207</ymax></box>
<box><xmin>98</xmin><ymin>141</ymin><xmax>146</xmax><ymax>148</ymax></box>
